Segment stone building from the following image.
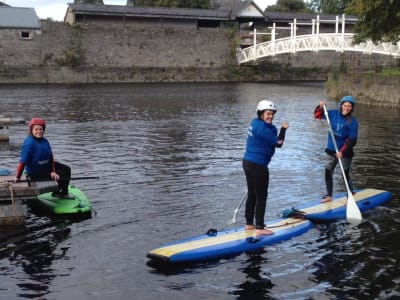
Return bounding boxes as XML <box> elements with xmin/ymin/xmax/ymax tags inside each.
<box><xmin>64</xmin><ymin>3</ymin><xmax>232</xmax><ymax>29</ymax></box>
<box><xmin>0</xmin><ymin>6</ymin><xmax>41</xmax><ymax>66</ymax></box>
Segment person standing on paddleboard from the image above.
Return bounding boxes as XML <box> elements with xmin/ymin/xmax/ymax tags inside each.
<box><xmin>14</xmin><ymin>118</ymin><xmax>73</xmax><ymax>199</ymax></box>
<box><xmin>243</xmin><ymin>100</ymin><xmax>289</xmax><ymax>236</ymax></box>
<box><xmin>314</xmin><ymin>95</ymin><xmax>358</xmax><ymax>203</ymax></box>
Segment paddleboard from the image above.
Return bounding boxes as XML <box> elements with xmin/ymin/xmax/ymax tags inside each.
<box><xmin>292</xmin><ymin>188</ymin><xmax>392</xmax><ymax>222</ymax></box>
<box><xmin>147</xmin><ymin>217</ymin><xmax>312</xmax><ymax>263</ymax></box>
<box><xmin>28</xmin><ymin>185</ymin><xmax>92</xmax><ymax>216</ymax></box>
<box><xmin>0</xmin><ymin>168</ymin><xmax>11</xmax><ymax>176</ymax></box>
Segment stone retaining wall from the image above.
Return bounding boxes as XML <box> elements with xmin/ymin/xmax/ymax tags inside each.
<box><xmin>326</xmin><ymin>73</ymin><xmax>400</xmax><ymax>107</ymax></box>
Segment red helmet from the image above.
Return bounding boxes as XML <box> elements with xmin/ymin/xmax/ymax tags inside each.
<box><xmin>29</xmin><ymin>118</ymin><xmax>46</xmax><ymax>132</ymax></box>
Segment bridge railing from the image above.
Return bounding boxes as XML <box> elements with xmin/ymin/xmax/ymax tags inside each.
<box><xmin>238</xmin><ymin>33</ymin><xmax>400</xmax><ymax>64</ymax></box>
<box><xmin>238</xmin><ymin>14</ymin><xmax>400</xmax><ymax>65</ymax></box>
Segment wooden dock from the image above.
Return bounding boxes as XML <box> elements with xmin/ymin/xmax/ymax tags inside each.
<box><xmin>0</xmin><ymin>175</ymin><xmax>57</xmax><ymax>225</ymax></box>
<box><xmin>0</xmin><ymin>117</ymin><xmax>26</xmax><ymax>141</ymax></box>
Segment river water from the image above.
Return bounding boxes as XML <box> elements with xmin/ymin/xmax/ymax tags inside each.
<box><xmin>0</xmin><ymin>82</ymin><xmax>399</xmax><ymax>300</ymax></box>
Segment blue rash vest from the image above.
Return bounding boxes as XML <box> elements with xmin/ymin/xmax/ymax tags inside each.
<box><xmin>325</xmin><ymin>109</ymin><xmax>358</xmax><ymax>156</ymax></box>
<box><xmin>243</xmin><ymin>118</ymin><xmax>278</xmax><ymax>167</ymax></box>
<box><xmin>20</xmin><ymin>135</ymin><xmax>53</xmax><ymax>175</ymax></box>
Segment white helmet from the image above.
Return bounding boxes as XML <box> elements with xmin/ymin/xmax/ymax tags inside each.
<box><xmin>256</xmin><ymin>99</ymin><xmax>277</xmax><ymax>113</ymax></box>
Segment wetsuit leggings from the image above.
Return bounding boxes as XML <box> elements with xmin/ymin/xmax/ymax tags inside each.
<box><xmin>28</xmin><ymin>162</ymin><xmax>71</xmax><ymax>194</ymax></box>
<box><xmin>325</xmin><ymin>155</ymin><xmax>353</xmax><ymax>197</ymax></box>
<box><xmin>243</xmin><ymin>160</ymin><xmax>269</xmax><ymax>229</ymax></box>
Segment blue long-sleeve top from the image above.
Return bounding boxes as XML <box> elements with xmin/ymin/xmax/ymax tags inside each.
<box><xmin>243</xmin><ymin>118</ymin><xmax>285</xmax><ymax>167</ymax></box>
<box><xmin>18</xmin><ymin>135</ymin><xmax>54</xmax><ymax>176</ymax></box>
<box><xmin>314</xmin><ymin>106</ymin><xmax>358</xmax><ymax>157</ymax></box>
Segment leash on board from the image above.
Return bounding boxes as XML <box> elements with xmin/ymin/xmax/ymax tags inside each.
<box><xmin>205</xmin><ymin>208</ymin><xmax>307</xmax><ymax>236</ymax></box>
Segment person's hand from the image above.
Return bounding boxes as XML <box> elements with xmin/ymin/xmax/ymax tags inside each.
<box><xmin>319</xmin><ymin>101</ymin><xmax>327</xmax><ymax>108</ymax></box>
<box><xmin>281</xmin><ymin>121</ymin><xmax>289</xmax><ymax>129</ymax></box>
<box><xmin>335</xmin><ymin>152</ymin><xmax>343</xmax><ymax>159</ymax></box>
<box><xmin>14</xmin><ymin>177</ymin><xmax>20</xmax><ymax>183</ymax></box>
<box><xmin>50</xmin><ymin>172</ymin><xmax>60</xmax><ymax>181</ymax></box>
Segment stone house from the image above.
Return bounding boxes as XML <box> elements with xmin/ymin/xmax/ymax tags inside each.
<box><xmin>0</xmin><ymin>6</ymin><xmax>41</xmax><ymax>66</ymax></box>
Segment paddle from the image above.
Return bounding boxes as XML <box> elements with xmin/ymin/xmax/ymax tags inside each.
<box><xmin>322</xmin><ymin>104</ymin><xmax>362</xmax><ymax>224</ymax></box>
<box><xmin>9</xmin><ymin>176</ymin><xmax>99</xmax><ymax>184</ymax></box>
<box><xmin>231</xmin><ymin>192</ymin><xmax>247</xmax><ymax>224</ymax></box>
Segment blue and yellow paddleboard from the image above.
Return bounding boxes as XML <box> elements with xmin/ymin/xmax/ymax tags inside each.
<box><xmin>294</xmin><ymin>188</ymin><xmax>392</xmax><ymax>222</ymax></box>
<box><xmin>147</xmin><ymin>217</ymin><xmax>312</xmax><ymax>263</ymax></box>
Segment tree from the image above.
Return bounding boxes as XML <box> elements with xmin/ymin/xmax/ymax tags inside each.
<box><xmin>347</xmin><ymin>0</ymin><xmax>400</xmax><ymax>43</ymax></box>
<box><xmin>306</xmin><ymin>0</ymin><xmax>351</xmax><ymax>14</ymax></box>
<box><xmin>267</xmin><ymin>0</ymin><xmax>312</xmax><ymax>12</ymax></box>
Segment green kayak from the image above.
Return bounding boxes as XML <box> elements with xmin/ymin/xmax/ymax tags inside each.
<box><xmin>29</xmin><ymin>185</ymin><xmax>92</xmax><ymax>216</ymax></box>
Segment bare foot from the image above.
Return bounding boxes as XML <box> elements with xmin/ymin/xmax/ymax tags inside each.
<box><xmin>321</xmin><ymin>196</ymin><xmax>333</xmax><ymax>203</ymax></box>
<box><xmin>255</xmin><ymin>228</ymin><xmax>274</xmax><ymax>235</ymax></box>
<box><xmin>245</xmin><ymin>225</ymin><xmax>256</xmax><ymax>230</ymax></box>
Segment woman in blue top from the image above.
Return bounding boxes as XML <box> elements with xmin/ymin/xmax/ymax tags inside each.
<box><xmin>14</xmin><ymin>118</ymin><xmax>73</xmax><ymax>198</ymax></box>
<box><xmin>243</xmin><ymin>100</ymin><xmax>289</xmax><ymax>236</ymax></box>
<box><xmin>314</xmin><ymin>95</ymin><xmax>358</xmax><ymax>203</ymax></box>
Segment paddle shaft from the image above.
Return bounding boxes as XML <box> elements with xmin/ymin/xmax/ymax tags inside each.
<box><xmin>232</xmin><ymin>192</ymin><xmax>247</xmax><ymax>224</ymax></box>
<box><xmin>9</xmin><ymin>176</ymin><xmax>99</xmax><ymax>184</ymax></box>
<box><xmin>322</xmin><ymin>105</ymin><xmax>362</xmax><ymax>222</ymax></box>
<box><xmin>322</xmin><ymin>106</ymin><xmax>353</xmax><ymax>194</ymax></box>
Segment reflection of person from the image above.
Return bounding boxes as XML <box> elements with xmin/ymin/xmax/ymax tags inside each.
<box><xmin>243</xmin><ymin>100</ymin><xmax>289</xmax><ymax>235</ymax></box>
<box><xmin>314</xmin><ymin>96</ymin><xmax>358</xmax><ymax>203</ymax></box>
<box><xmin>14</xmin><ymin>118</ymin><xmax>73</xmax><ymax>199</ymax></box>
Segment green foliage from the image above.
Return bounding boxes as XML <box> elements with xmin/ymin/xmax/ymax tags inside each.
<box><xmin>267</xmin><ymin>0</ymin><xmax>312</xmax><ymax>12</ymax></box>
<box><xmin>380</xmin><ymin>68</ymin><xmax>400</xmax><ymax>76</ymax></box>
<box><xmin>55</xmin><ymin>46</ymin><xmax>85</xmax><ymax>67</ymax></box>
<box><xmin>225</xmin><ymin>26</ymin><xmax>240</xmax><ymax>59</ymax></box>
<box><xmin>306</xmin><ymin>0</ymin><xmax>351</xmax><ymax>14</ymax></box>
<box><xmin>347</xmin><ymin>0</ymin><xmax>400</xmax><ymax>43</ymax></box>
<box><xmin>56</xmin><ymin>25</ymin><xmax>85</xmax><ymax>67</ymax></box>
<box><xmin>126</xmin><ymin>0</ymin><xmax>210</xmax><ymax>8</ymax></box>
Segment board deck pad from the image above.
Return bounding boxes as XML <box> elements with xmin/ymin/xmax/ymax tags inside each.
<box><xmin>295</xmin><ymin>188</ymin><xmax>391</xmax><ymax>221</ymax></box>
<box><xmin>148</xmin><ymin>217</ymin><xmax>312</xmax><ymax>263</ymax></box>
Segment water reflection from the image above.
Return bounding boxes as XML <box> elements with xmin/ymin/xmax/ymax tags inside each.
<box><xmin>0</xmin><ymin>82</ymin><xmax>399</xmax><ymax>299</ymax></box>
<box><xmin>0</xmin><ymin>217</ymin><xmax>71</xmax><ymax>299</ymax></box>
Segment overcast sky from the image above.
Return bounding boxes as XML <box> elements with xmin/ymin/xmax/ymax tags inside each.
<box><xmin>3</xmin><ymin>0</ymin><xmax>277</xmax><ymax>21</ymax></box>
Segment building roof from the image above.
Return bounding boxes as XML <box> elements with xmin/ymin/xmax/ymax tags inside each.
<box><xmin>66</xmin><ymin>3</ymin><xmax>231</xmax><ymax>21</ymax></box>
<box><xmin>218</xmin><ymin>0</ymin><xmax>265</xmax><ymax>19</ymax></box>
<box><xmin>0</xmin><ymin>7</ymin><xmax>40</xmax><ymax>29</ymax></box>
<box><xmin>264</xmin><ymin>11</ymin><xmax>358</xmax><ymax>24</ymax></box>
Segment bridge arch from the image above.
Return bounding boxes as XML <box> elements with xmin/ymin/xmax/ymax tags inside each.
<box><xmin>238</xmin><ymin>15</ymin><xmax>400</xmax><ymax>65</ymax></box>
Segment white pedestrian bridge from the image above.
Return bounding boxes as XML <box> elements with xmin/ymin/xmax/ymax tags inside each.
<box><xmin>238</xmin><ymin>15</ymin><xmax>400</xmax><ymax>65</ymax></box>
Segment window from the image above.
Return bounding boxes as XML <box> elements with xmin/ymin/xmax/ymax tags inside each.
<box><xmin>20</xmin><ymin>31</ymin><xmax>32</xmax><ymax>40</ymax></box>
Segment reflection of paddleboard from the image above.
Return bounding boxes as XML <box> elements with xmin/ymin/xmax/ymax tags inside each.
<box><xmin>28</xmin><ymin>185</ymin><xmax>92</xmax><ymax>216</ymax></box>
<box><xmin>294</xmin><ymin>188</ymin><xmax>392</xmax><ymax>222</ymax></box>
<box><xmin>147</xmin><ymin>218</ymin><xmax>312</xmax><ymax>263</ymax></box>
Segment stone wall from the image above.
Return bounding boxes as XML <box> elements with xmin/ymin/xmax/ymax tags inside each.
<box><xmin>325</xmin><ymin>73</ymin><xmax>400</xmax><ymax>107</ymax></box>
<box><xmin>0</xmin><ymin>20</ymin><xmax>397</xmax><ymax>86</ymax></box>
<box><xmin>0</xmin><ymin>21</ymin><xmax>237</xmax><ymax>83</ymax></box>
<box><xmin>0</xmin><ymin>28</ymin><xmax>42</xmax><ymax>66</ymax></box>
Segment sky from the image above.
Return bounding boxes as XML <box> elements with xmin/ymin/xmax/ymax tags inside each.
<box><xmin>3</xmin><ymin>0</ymin><xmax>277</xmax><ymax>21</ymax></box>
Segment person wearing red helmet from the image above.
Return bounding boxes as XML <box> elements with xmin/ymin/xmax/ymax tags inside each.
<box><xmin>243</xmin><ymin>99</ymin><xmax>289</xmax><ymax>236</ymax></box>
<box><xmin>314</xmin><ymin>95</ymin><xmax>358</xmax><ymax>203</ymax></box>
<box><xmin>14</xmin><ymin>118</ymin><xmax>73</xmax><ymax>199</ymax></box>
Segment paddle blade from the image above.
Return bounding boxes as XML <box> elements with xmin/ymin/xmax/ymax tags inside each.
<box><xmin>231</xmin><ymin>208</ymin><xmax>239</xmax><ymax>224</ymax></box>
<box><xmin>346</xmin><ymin>194</ymin><xmax>362</xmax><ymax>225</ymax></box>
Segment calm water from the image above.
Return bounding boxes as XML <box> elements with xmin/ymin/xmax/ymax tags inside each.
<box><xmin>0</xmin><ymin>82</ymin><xmax>399</xmax><ymax>300</ymax></box>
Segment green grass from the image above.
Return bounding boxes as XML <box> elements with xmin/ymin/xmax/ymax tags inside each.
<box><xmin>381</xmin><ymin>68</ymin><xmax>400</xmax><ymax>76</ymax></box>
